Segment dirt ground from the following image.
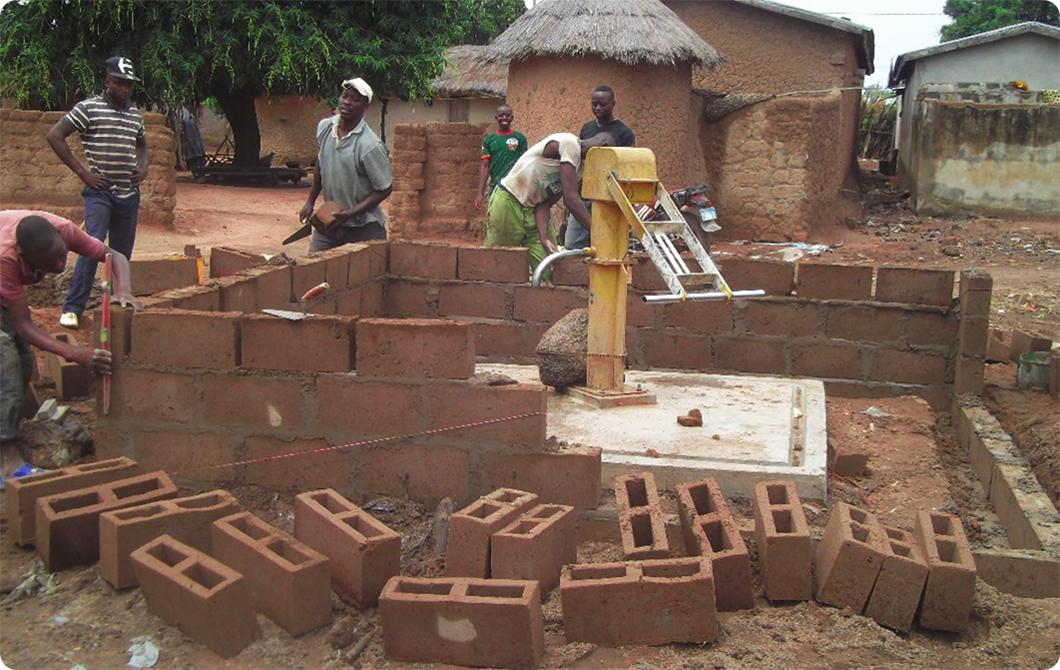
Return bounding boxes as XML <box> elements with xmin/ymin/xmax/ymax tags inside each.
<box><xmin>2</xmin><ymin>170</ymin><xmax>1058</xmax><ymax>669</ymax></box>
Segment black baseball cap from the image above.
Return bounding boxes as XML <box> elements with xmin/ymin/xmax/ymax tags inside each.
<box><xmin>105</xmin><ymin>56</ymin><xmax>141</xmax><ymax>82</ymax></box>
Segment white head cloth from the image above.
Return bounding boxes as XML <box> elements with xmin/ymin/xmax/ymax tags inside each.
<box><xmin>341</xmin><ymin>77</ymin><xmax>373</xmax><ymax>103</ymax></box>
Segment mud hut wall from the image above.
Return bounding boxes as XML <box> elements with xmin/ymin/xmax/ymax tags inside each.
<box><xmin>388</xmin><ymin>122</ymin><xmax>488</xmax><ymax>242</ymax></box>
<box><xmin>0</xmin><ymin>108</ymin><xmax>177</xmax><ymax>227</ymax></box>
<box><xmin>254</xmin><ymin>94</ymin><xmax>333</xmax><ymax>168</ymax></box>
<box><xmin>505</xmin><ymin>55</ymin><xmax>695</xmax><ymax>187</ymax></box>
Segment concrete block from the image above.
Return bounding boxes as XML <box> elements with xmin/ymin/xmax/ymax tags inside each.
<box><xmin>973</xmin><ymin>548</ymin><xmax>1060</xmax><ymax>599</ymax></box>
<box><xmin>389</xmin><ymin>241</ymin><xmax>458</xmax><ymax>279</ymax></box>
<box><xmin>8</xmin><ymin>457</ymin><xmax>140</xmax><ymax>546</ymax></box>
<box><xmin>379</xmin><ymin>576</ymin><xmax>543</xmax><ymax>669</ymax></box>
<box><xmin>457</xmin><ymin>246</ymin><xmax>528</xmax><ymax>283</ymax></box>
<box><xmin>36</xmin><ymin>471</ymin><xmax>179</xmax><ymax>571</ymax></box>
<box><xmin>153</xmin><ymin>284</ymin><xmax>221</xmax><ymax>312</ymax></box>
<box><xmin>212</xmin><ymin>512</ymin><xmax>332</xmax><ymax>636</ymax></box>
<box><xmin>753</xmin><ymin>481</ymin><xmax>813</xmax><ymax>601</ymax></box>
<box><xmin>865</xmin><ymin>526</ymin><xmax>929</xmax><ymax>633</ymax></box>
<box><xmin>512</xmin><ymin>286</ymin><xmax>587</xmax><ymax>323</ymax></box>
<box><xmin>356</xmin><ymin>318</ymin><xmax>474</xmax><ymax>379</ymax></box>
<box><xmin>560</xmin><ymin>558</ymin><xmax>718</xmax><ymax>646</ymax></box>
<box><xmin>42</xmin><ymin>333</ymin><xmax>95</xmax><ymax>399</ymax></box>
<box><xmin>614</xmin><ymin>472</ymin><xmax>669</xmax><ymax>560</ymax></box>
<box><xmin>743</xmin><ymin>301</ymin><xmax>818</xmax><ymax>338</ymax></box>
<box><xmin>718</xmin><ymin>258</ymin><xmax>794</xmax><ymax>296</ymax></box>
<box><xmin>875</xmin><ymin>267</ymin><xmax>954</xmax><ymax>307</ymax></box>
<box><xmin>914</xmin><ymin>510</ymin><xmax>977</xmax><ymax>632</ymax></box>
<box><xmin>131</xmin><ymin>309</ymin><xmax>241</xmax><ymax>368</ymax></box>
<box><xmin>826</xmin><ymin>304</ymin><xmax>904</xmax><ymax>343</ymax></box>
<box><xmin>438</xmin><ymin>283</ymin><xmax>508</xmax><ymax>320</ymax></box>
<box><xmin>814</xmin><ymin>503</ymin><xmax>887</xmax><ymax>612</ymax></box>
<box><xmin>131</xmin><ymin>535</ymin><xmax>262</xmax><ymax>659</ymax></box>
<box><xmin>552</xmin><ymin>257</ymin><xmax>589</xmax><ymax>286</ymax></box>
<box><xmin>209</xmin><ymin>247</ymin><xmax>263</xmax><ymax>278</ymax></box>
<box><xmin>485</xmin><ymin>448</ymin><xmax>601</xmax><ymax>509</ymax></box>
<box><xmin>99</xmin><ymin>490</ymin><xmax>240</xmax><ymax>589</ymax></box>
<box><xmin>446</xmin><ymin>488</ymin><xmax>538</xmax><ymax>578</ymax></box>
<box><xmin>1009</xmin><ymin>329</ymin><xmax>1052</xmax><ymax>363</ymax></box>
<box><xmin>676</xmin><ymin>478</ymin><xmax>754</xmax><ymax>611</ymax></box>
<box><xmin>383</xmin><ymin>279</ymin><xmax>438</xmax><ymax>318</ymax></box>
<box><xmin>797</xmin><ymin>263</ymin><xmax>872</xmax><ymax>300</ymax></box>
<box><xmin>291</xmin><ymin>256</ymin><xmax>328</xmax><ymax>301</ymax></box>
<box><xmin>129</xmin><ymin>256</ymin><xmax>200</xmax><ymax>295</ymax></box>
<box><xmin>660</xmin><ymin>299</ymin><xmax>734</xmax><ymax>332</ymax></box>
<box><xmin>294</xmin><ymin>489</ymin><xmax>401</xmax><ymax>607</ymax></box>
<box><xmin>423</xmin><ymin>382</ymin><xmax>547</xmax><ymax>448</ymax></box>
<box><xmin>241</xmin><ymin>313</ymin><xmax>356</xmax><ymax>372</ymax></box>
<box><xmin>491</xmin><ymin>503</ymin><xmax>576</xmax><ymax>597</ymax></box>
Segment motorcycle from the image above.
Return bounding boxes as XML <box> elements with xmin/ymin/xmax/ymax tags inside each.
<box><xmin>631</xmin><ymin>184</ymin><xmax>721</xmax><ymax>253</ymax></box>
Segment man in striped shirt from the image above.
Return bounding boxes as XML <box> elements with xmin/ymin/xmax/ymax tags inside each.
<box><xmin>46</xmin><ymin>56</ymin><xmax>149</xmax><ymax>330</ymax></box>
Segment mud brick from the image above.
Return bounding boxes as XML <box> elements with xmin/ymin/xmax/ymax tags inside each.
<box><xmin>438</xmin><ymin>283</ymin><xmax>509</xmax><ymax>319</ymax></box>
<box><xmin>1009</xmin><ymin>329</ymin><xmax>1052</xmax><ymax>363</ymax></box>
<box><xmin>914</xmin><ymin>510</ymin><xmax>977</xmax><ymax>632</ymax></box>
<box><xmin>614</xmin><ymin>473</ymin><xmax>669</xmax><ymax>560</ymax></box>
<box><xmin>512</xmin><ymin>285</ymin><xmax>587</xmax><ymax>323</ymax></box>
<box><xmin>99</xmin><ymin>490</ymin><xmax>240</xmax><ymax>589</ymax></box>
<box><xmin>8</xmin><ymin>457</ymin><xmax>140</xmax><ymax>546</ymax></box>
<box><xmin>743</xmin><ymin>301</ymin><xmax>818</xmax><ymax>337</ymax></box>
<box><xmin>36</xmin><ymin>471</ymin><xmax>179</xmax><ymax>571</ymax></box>
<box><xmin>380</xmin><ymin>577</ymin><xmax>543</xmax><ymax>669</ymax></box>
<box><xmin>458</xmin><ymin>246</ymin><xmax>528</xmax><ymax>283</ymax></box>
<box><xmin>561</xmin><ymin>557</ymin><xmax>718</xmax><ymax>646</ymax></box>
<box><xmin>446</xmin><ymin>488</ymin><xmax>539</xmax><ymax>578</ymax></box>
<box><xmin>753</xmin><ymin>481</ymin><xmax>813</xmax><ymax>601</ymax></box>
<box><xmin>208</xmin><ymin>246</ymin><xmax>262</xmax><ymax>278</ymax></box>
<box><xmin>131</xmin><ymin>309</ymin><xmax>241</xmax><ymax>368</ymax></box>
<box><xmin>864</xmin><ymin>526</ymin><xmax>929</xmax><ymax>633</ymax></box>
<box><xmin>212</xmin><ymin>512</ymin><xmax>332</xmax><ymax>636</ymax></box>
<box><xmin>384</xmin><ymin>280</ymin><xmax>438</xmax><ymax>317</ymax></box>
<box><xmin>491</xmin><ymin>503</ymin><xmax>576</xmax><ymax>597</ymax></box>
<box><xmin>660</xmin><ymin>299</ymin><xmax>734</xmax><ymax>332</ymax></box>
<box><xmin>131</xmin><ymin>535</ymin><xmax>261</xmax><ymax>659</ymax></box>
<box><xmin>389</xmin><ymin>241</ymin><xmax>458</xmax><ymax>279</ymax></box>
<box><xmin>423</xmin><ymin>382</ymin><xmax>546</xmax><ymax>448</ymax></box>
<box><xmin>241</xmin><ymin>313</ymin><xmax>355</xmax><ymax>372</ymax></box>
<box><xmin>875</xmin><ymin>267</ymin><xmax>954</xmax><ymax>307</ymax></box>
<box><xmin>316</xmin><ymin>375</ymin><xmax>421</xmax><ymax>436</ymax></box>
<box><xmin>486</xmin><ymin>448</ymin><xmax>602</xmax><ymax>509</ymax></box>
<box><xmin>796</xmin><ymin>263</ymin><xmax>872</xmax><ymax>300</ymax></box>
<box><xmin>294</xmin><ymin>489</ymin><xmax>401</xmax><ymax>608</ymax></box>
<box><xmin>870</xmin><ymin>349</ymin><xmax>947</xmax><ymax>385</ymax></box>
<box><xmin>826</xmin><ymin>305</ymin><xmax>904</xmax><ymax>343</ymax></box>
<box><xmin>203</xmin><ymin>373</ymin><xmax>307</xmax><ymax>430</ymax></box>
<box><xmin>814</xmin><ymin>503</ymin><xmax>887</xmax><ymax>612</ymax></box>
<box><xmin>718</xmin><ymin>258</ymin><xmax>794</xmax><ymax>296</ymax></box>
<box><xmin>676</xmin><ymin>478</ymin><xmax>754</xmax><ymax>611</ymax></box>
<box><xmin>986</xmin><ymin>328</ymin><xmax>1009</xmax><ymax>362</ymax></box>
<box><xmin>129</xmin><ymin>257</ymin><xmax>200</xmax><ymax>295</ymax></box>
<box><xmin>791</xmin><ymin>342</ymin><xmax>863</xmax><ymax>379</ymax></box>
<box><xmin>358</xmin><ymin>444</ymin><xmax>470</xmax><ymax>503</ymax></box>
<box><xmin>356</xmin><ymin>318</ymin><xmax>474</xmax><ymax>379</ymax></box>
<box><xmin>553</xmin><ymin>257</ymin><xmax>589</xmax><ymax>286</ymax></box>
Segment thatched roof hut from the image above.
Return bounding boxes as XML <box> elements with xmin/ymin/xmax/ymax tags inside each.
<box><xmin>431</xmin><ymin>46</ymin><xmax>508</xmax><ymax>98</ymax></box>
<box><xmin>480</xmin><ymin>0</ymin><xmax>724</xmax><ymax>69</ymax></box>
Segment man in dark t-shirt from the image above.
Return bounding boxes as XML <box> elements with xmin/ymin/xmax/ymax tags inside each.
<box><xmin>565</xmin><ymin>85</ymin><xmax>635</xmax><ymax>249</ymax></box>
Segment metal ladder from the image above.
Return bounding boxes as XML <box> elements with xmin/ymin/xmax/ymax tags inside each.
<box><xmin>603</xmin><ymin>172</ymin><xmax>765</xmax><ymax>303</ymax></box>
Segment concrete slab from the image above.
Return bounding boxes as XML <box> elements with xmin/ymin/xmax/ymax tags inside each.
<box><xmin>480</xmin><ymin>365</ymin><xmax>828</xmax><ymax>501</ymax></box>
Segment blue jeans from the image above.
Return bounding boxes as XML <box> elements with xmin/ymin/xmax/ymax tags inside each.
<box><xmin>62</xmin><ymin>187</ymin><xmax>140</xmax><ymax>316</ymax></box>
<box><xmin>564</xmin><ymin>199</ymin><xmax>592</xmax><ymax>250</ymax></box>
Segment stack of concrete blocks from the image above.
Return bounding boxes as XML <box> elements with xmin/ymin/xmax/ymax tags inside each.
<box><xmin>35</xmin><ymin>471</ymin><xmax>178</xmax><ymax>571</ymax></box>
<box><xmin>294</xmin><ymin>488</ymin><xmax>401</xmax><ymax>607</ymax></box>
<box><xmin>386</xmin><ymin>124</ymin><xmax>427</xmax><ymax>239</ymax></box>
<box><xmin>42</xmin><ymin>332</ymin><xmax>94</xmax><ymax>400</ymax></box>
<box><xmin>864</xmin><ymin>526</ymin><xmax>929</xmax><ymax>633</ymax></box>
<box><xmin>379</xmin><ymin>576</ymin><xmax>543</xmax><ymax>669</ymax></box>
<box><xmin>753</xmin><ymin>480</ymin><xmax>813</xmax><ymax>601</ymax></box>
<box><xmin>954</xmin><ymin>269</ymin><xmax>991</xmax><ymax>395</ymax></box>
<box><xmin>559</xmin><ymin>557</ymin><xmax>719</xmax><ymax>646</ymax></box>
<box><xmin>676</xmin><ymin>478</ymin><xmax>754</xmax><ymax>611</ymax></box>
<box><xmin>213</xmin><ymin>512</ymin><xmax>332</xmax><ymax>636</ymax></box>
<box><xmin>446</xmin><ymin>488</ymin><xmax>539</xmax><ymax>578</ymax></box>
<box><xmin>7</xmin><ymin>457</ymin><xmax>140</xmax><ymax>546</ymax></box>
<box><xmin>99</xmin><ymin>490</ymin><xmax>241</xmax><ymax>589</ymax></box>
<box><xmin>614</xmin><ymin>472</ymin><xmax>669</xmax><ymax>560</ymax></box>
<box><xmin>814</xmin><ymin>502</ymin><xmax>889</xmax><ymax>613</ymax></box>
<box><xmin>491</xmin><ymin>503</ymin><xmax>577</xmax><ymax>597</ymax></box>
<box><xmin>914</xmin><ymin>510</ymin><xmax>978</xmax><ymax>632</ymax></box>
<box><xmin>131</xmin><ymin>535</ymin><xmax>262</xmax><ymax>658</ymax></box>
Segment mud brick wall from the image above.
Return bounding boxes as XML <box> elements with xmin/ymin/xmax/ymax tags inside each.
<box><xmin>0</xmin><ymin>108</ymin><xmax>177</xmax><ymax>227</ymax></box>
<box><xmin>386</xmin><ymin>122</ymin><xmax>488</xmax><ymax>243</ymax></box>
<box><xmin>385</xmin><ymin>243</ymin><xmax>986</xmax><ymax>412</ymax></box>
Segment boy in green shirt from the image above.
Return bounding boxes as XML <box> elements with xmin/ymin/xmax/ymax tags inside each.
<box><xmin>474</xmin><ymin>104</ymin><xmax>528</xmax><ymax>210</ymax></box>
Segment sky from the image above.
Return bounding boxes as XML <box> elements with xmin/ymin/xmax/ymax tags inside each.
<box><xmin>525</xmin><ymin>0</ymin><xmax>953</xmax><ymax>88</ymax></box>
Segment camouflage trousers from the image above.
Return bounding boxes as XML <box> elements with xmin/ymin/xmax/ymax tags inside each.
<box><xmin>0</xmin><ymin>308</ymin><xmax>33</xmax><ymax>441</ymax></box>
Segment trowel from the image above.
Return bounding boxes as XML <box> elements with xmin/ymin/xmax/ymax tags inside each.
<box><xmin>262</xmin><ymin>282</ymin><xmax>329</xmax><ymax>320</ymax></box>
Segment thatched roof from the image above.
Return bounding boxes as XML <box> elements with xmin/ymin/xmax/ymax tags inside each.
<box><xmin>431</xmin><ymin>46</ymin><xmax>508</xmax><ymax>98</ymax></box>
<box><xmin>480</xmin><ymin>0</ymin><xmax>724</xmax><ymax>69</ymax></box>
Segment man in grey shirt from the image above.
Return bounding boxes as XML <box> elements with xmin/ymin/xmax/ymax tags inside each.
<box><xmin>299</xmin><ymin>77</ymin><xmax>393</xmax><ymax>252</ymax></box>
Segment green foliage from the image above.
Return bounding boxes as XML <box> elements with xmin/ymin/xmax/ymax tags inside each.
<box><xmin>450</xmin><ymin>0</ymin><xmax>526</xmax><ymax>45</ymax></box>
<box><xmin>940</xmin><ymin>0</ymin><xmax>1060</xmax><ymax>41</ymax></box>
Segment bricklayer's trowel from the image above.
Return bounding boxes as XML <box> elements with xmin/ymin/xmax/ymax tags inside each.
<box><xmin>261</xmin><ymin>282</ymin><xmax>329</xmax><ymax>320</ymax></box>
